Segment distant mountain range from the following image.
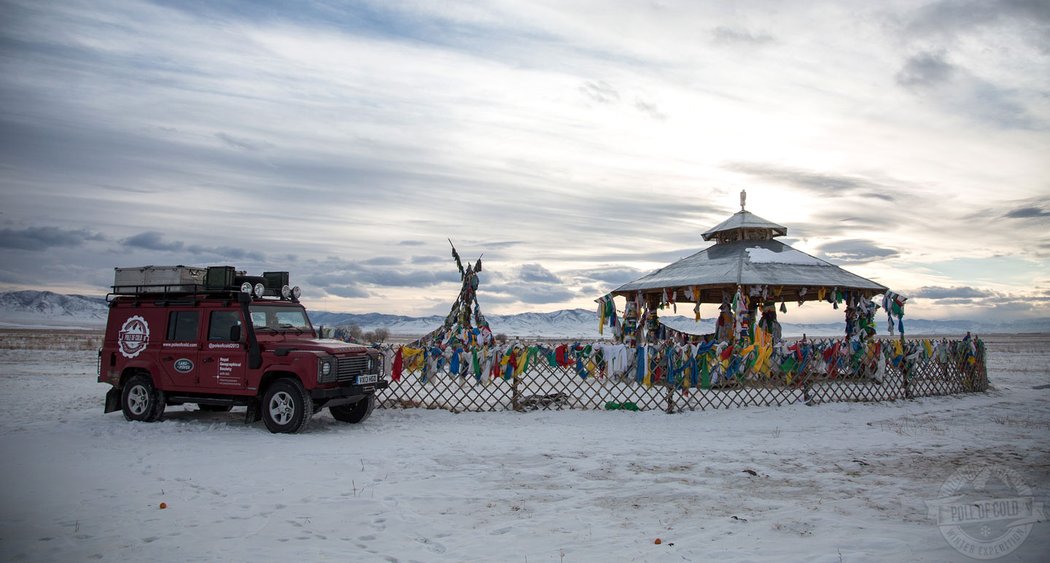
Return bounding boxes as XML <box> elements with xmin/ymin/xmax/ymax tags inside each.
<box><xmin>2</xmin><ymin>290</ymin><xmax>1049</xmax><ymax>337</ymax></box>
<box><xmin>0</xmin><ymin>291</ymin><xmax>109</xmax><ymax>328</ymax></box>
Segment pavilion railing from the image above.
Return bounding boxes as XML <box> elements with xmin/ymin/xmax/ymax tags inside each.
<box><xmin>375</xmin><ymin>336</ymin><xmax>987</xmax><ymax>413</ymax></box>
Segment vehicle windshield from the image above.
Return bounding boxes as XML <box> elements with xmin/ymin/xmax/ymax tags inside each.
<box><xmin>248</xmin><ymin>304</ymin><xmax>313</xmax><ymax>334</ymax></box>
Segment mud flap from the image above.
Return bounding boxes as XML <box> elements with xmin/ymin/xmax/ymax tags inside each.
<box><xmin>104</xmin><ymin>387</ymin><xmax>121</xmax><ymax>413</ymax></box>
<box><xmin>244</xmin><ymin>399</ymin><xmax>262</xmax><ymax>424</ymax></box>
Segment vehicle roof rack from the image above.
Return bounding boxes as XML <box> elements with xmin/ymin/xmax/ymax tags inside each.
<box><xmin>108</xmin><ymin>266</ymin><xmax>300</xmax><ymax>302</ymax></box>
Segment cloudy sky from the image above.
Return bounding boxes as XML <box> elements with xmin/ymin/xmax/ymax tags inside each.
<box><xmin>1</xmin><ymin>0</ymin><xmax>1048</xmax><ymax>323</ymax></box>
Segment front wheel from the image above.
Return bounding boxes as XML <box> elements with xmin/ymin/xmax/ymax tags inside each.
<box><xmin>329</xmin><ymin>395</ymin><xmax>375</xmax><ymax>424</ymax></box>
<box><xmin>262</xmin><ymin>379</ymin><xmax>313</xmax><ymax>434</ymax></box>
<box><xmin>121</xmin><ymin>375</ymin><xmax>164</xmax><ymax>422</ymax></box>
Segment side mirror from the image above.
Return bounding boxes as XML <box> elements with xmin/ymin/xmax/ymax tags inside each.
<box><xmin>229</xmin><ymin>324</ymin><xmax>242</xmax><ymax>342</ymax></box>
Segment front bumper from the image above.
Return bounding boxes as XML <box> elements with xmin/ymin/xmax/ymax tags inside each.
<box><xmin>311</xmin><ymin>379</ymin><xmax>388</xmax><ymax>403</ymax></box>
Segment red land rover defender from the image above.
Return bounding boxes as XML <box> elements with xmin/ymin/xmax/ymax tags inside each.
<box><xmin>98</xmin><ymin>265</ymin><xmax>386</xmax><ymax>433</ymax></box>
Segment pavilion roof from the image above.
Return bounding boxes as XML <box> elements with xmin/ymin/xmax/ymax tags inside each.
<box><xmin>611</xmin><ymin>237</ymin><xmax>887</xmax><ymax>303</ymax></box>
<box><xmin>701</xmin><ymin>210</ymin><xmax>787</xmax><ymax>241</ymax></box>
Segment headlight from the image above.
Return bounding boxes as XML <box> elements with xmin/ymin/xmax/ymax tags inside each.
<box><xmin>319</xmin><ymin>358</ymin><xmax>334</xmax><ymax>382</ymax></box>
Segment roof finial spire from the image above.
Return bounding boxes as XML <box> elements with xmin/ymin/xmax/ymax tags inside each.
<box><xmin>740</xmin><ymin>189</ymin><xmax>747</xmax><ymax>212</ymax></box>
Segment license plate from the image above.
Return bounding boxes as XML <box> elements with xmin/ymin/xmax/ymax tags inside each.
<box><xmin>356</xmin><ymin>374</ymin><xmax>378</xmax><ymax>385</ymax></box>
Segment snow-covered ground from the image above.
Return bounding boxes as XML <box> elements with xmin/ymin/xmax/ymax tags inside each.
<box><xmin>0</xmin><ymin>333</ymin><xmax>1047</xmax><ymax>562</ymax></box>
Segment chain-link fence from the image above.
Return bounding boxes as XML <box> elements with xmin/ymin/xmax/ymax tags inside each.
<box><xmin>375</xmin><ymin>336</ymin><xmax>987</xmax><ymax>413</ymax></box>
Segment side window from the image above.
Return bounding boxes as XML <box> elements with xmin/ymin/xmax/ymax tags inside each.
<box><xmin>166</xmin><ymin>311</ymin><xmax>200</xmax><ymax>341</ymax></box>
<box><xmin>208</xmin><ymin>311</ymin><xmax>242</xmax><ymax>341</ymax></box>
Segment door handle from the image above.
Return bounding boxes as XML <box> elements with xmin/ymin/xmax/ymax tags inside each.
<box><xmin>203</xmin><ymin>357</ymin><xmax>215</xmax><ymax>363</ymax></box>
<box><xmin>162</xmin><ymin>356</ymin><xmax>174</xmax><ymax>361</ymax></box>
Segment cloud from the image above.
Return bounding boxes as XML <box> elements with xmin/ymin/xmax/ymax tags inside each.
<box><xmin>120</xmin><ymin>233</ymin><xmax>268</xmax><ymax>260</ymax></box>
<box><xmin>364</xmin><ymin>269</ymin><xmax>459</xmax><ymax>287</ymax></box>
<box><xmin>306</xmin><ymin>270</ymin><xmax>371</xmax><ymax>300</ymax></box>
<box><xmin>474</xmin><ymin>240</ymin><xmax>523</xmax><ymax>250</ymax></box>
<box><xmin>968</xmin><ymin>81</ymin><xmax>1036</xmax><ymax>129</ymax></box>
<box><xmin>579</xmin><ymin>81</ymin><xmax>619</xmax><ymax>104</ymax></box>
<box><xmin>361</xmin><ymin>256</ymin><xmax>404</xmax><ymax>266</ymax></box>
<box><xmin>185</xmin><ymin>245</ymin><xmax>266</xmax><ymax>262</ymax></box>
<box><xmin>580</xmin><ymin>247</ymin><xmax>705</xmax><ymax>266</ymax></box>
<box><xmin>987</xmin><ymin>300</ymin><xmax>1039</xmax><ymax>315</ymax></box>
<box><xmin>634</xmin><ymin>99</ymin><xmax>667</xmax><ymax>120</ymax></box>
<box><xmin>896</xmin><ymin>51</ymin><xmax>956</xmax><ymax>88</ymax></box>
<box><xmin>711</xmin><ymin>26</ymin><xmax>774</xmax><ymax>45</ymax></box>
<box><xmin>572</xmin><ymin>266</ymin><xmax>646</xmax><ymax>286</ymax></box>
<box><xmin>0</xmin><ymin>226</ymin><xmax>104</xmax><ymax>250</ymax></box>
<box><xmin>910</xmin><ymin>286</ymin><xmax>993</xmax><ymax>299</ymax></box>
<box><xmin>323</xmin><ymin>284</ymin><xmax>370</xmax><ymax>299</ymax></box>
<box><xmin>795</xmin><ymin>213</ymin><xmax>900</xmax><ymax>237</ymax></box>
<box><xmin>726</xmin><ymin>163</ymin><xmax>899</xmax><ymax>201</ymax></box>
<box><xmin>565</xmin><ymin>265</ymin><xmax>652</xmax><ymax>295</ymax></box>
<box><xmin>817</xmin><ymin>239</ymin><xmax>899</xmax><ymax>263</ymax></box>
<box><xmin>893</xmin><ymin>3</ymin><xmax>1047</xmax><ymax>129</ymax></box>
<box><xmin>122</xmin><ymin>231</ymin><xmax>184</xmax><ymax>252</ymax></box>
<box><xmin>1004</xmin><ymin>206</ymin><xmax>1050</xmax><ymax>219</ymax></box>
<box><xmin>477</xmin><ymin>263</ymin><xmax>579</xmax><ymax>306</ymax></box>
<box><xmin>215</xmin><ymin>132</ymin><xmax>269</xmax><ymax>152</ymax></box>
<box><xmin>579</xmin><ymin>81</ymin><xmax>666</xmax><ymax>120</ymax></box>
<box><xmin>410</xmin><ymin>254</ymin><xmax>446</xmax><ymax>265</ymax></box>
<box><xmin>482</xmin><ymin>281</ymin><xmax>577</xmax><ymax>306</ymax></box>
<box><xmin>934</xmin><ymin>298</ymin><xmax>976</xmax><ymax>305</ymax></box>
<box><xmin>303</xmin><ymin>256</ymin><xmax>460</xmax><ymax>296</ymax></box>
<box><xmin>304</xmin><ymin>270</ymin><xmax>358</xmax><ymax>287</ymax></box>
<box><xmin>518</xmin><ymin>263</ymin><xmax>561</xmax><ymax>284</ymax></box>
<box><xmin>904</xmin><ymin>0</ymin><xmax>1050</xmax><ymax>39</ymax></box>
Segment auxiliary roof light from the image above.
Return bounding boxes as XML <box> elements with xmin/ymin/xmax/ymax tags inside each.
<box><xmin>253</xmin><ymin>283</ymin><xmax>265</xmax><ymax>299</ymax></box>
<box><xmin>240</xmin><ymin>282</ymin><xmax>253</xmax><ymax>294</ymax></box>
<box><xmin>281</xmin><ymin>285</ymin><xmax>292</xmax><ymax>300</ymax></box>
<box><xmin>291</xmin><ymin>286</ymin><xmax>301</xmax><ymax>300</ymax></box>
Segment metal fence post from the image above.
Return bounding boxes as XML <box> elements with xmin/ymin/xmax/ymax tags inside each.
<box><xmin>900</xmin><ymin>333</ymin><xmax>912</xmax><ymax>399</ymax></box>
<box><xmin>511</xmin><ymin>371</ymin><xmax>522</xmax><ymax>412</ymax></box>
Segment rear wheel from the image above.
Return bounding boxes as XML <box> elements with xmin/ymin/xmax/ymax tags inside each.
<box><xmin>329</xmin><ymin>395</ymin><xmax>375</xmax><ymax>424</ymax></box>
<box><xmin>262</xmin><ymin>379</ymin><xmax>313</xmax><ymax>434</ymax></box>
<box><xmin>121</xmin><ymin>375</ymin><xmax>164</xmax><ymax>422</ymax></box>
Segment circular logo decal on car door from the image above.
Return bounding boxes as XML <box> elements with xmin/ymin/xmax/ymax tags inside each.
<box><xmin>118</xmin><ymin>316</ymin><xmax>150</xmax><ymax>358</ymax></box>
<box><xmin>174</xmin><ymin>358</ymin><xmax>194</xmax><ymax>373</ymax></box>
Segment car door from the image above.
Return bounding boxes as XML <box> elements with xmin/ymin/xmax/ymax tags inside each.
<box><xmin>199</xmin><ymin>309</ymin><xmax>248</xmax><ymax>390</ymax></box>
<box><xmin>158</xmin><ymin>310</ymin><xmax>201</xmax><ymax>390</ymax></box>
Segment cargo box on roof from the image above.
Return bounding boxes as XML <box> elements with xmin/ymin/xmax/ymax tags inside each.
<box><xmin>113</xmin><ymin>265</ymin><xmax>206</xmax><ymax>293</ymax></box>
<box><xmin>205</xmin><ymin>265</ymin><xmax>237</xmax><ymax>290</ymax></box>
<box><xmin>262</xmin><ymin>271</ymin><xmax>289</xmax><ymax>290</ymax></box>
